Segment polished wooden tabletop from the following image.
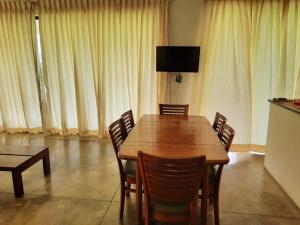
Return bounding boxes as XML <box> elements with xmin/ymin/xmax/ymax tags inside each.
<box><xmin>0</xmin><ymin>145</ymin><xmax>48</xmax><ymax>156</ymax></box>
<box><xmin>0</xmin><ymin>155</ymin><xmax>31</xmax><ymax>169</ymax></box>
<box><xmin>119</xmin><ymin>114</ymin><xmax>229</xmax><ymax>164</ymax></box>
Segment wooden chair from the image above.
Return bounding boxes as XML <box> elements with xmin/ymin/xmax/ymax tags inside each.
<box><xmin>159</xmin><ymin>104</ymin><xmax>189</xmax><ymax>116</ymax></box>
<box><xmin>108</xmin><ymin>119</ymin><xmax>136</xmax><ymax>218</ymax></box>
<box><xmin>138</xmin><ymin>151</ymin><xmax>206</xmax><ymax>225</ymax></box>
<box><xmin>121</xmin><ymin>110</ymin><xmax>135</xmax><ymax>137</ymax></box>
<box><xmin>219</xmin><ymin>123</ymin><xmax>235</xmax><ymax>153</ymax></box>
<box><xmin>212</xmin><ymin>112</ymin><xmax>227</xmax><ymax>136</ymax></box>
<box><xmin>207</xmin><ymin>123</ymin><xmax>235</xmax><ymax>225</ymax></box>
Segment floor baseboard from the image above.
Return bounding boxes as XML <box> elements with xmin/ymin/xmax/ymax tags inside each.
<box><xmin>230</xmin><ymin>144</ymin><xmax>266</xmax><ymax>153</ymax></box>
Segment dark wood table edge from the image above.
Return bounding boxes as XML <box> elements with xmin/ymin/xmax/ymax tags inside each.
<box><xmin>119</xmin><ymin>155</ymin><xmax>229</xmax><ymax>165</ymax></box>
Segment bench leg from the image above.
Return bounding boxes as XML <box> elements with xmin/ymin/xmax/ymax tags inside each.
<box><xmin>12</xmin><ymin>171</ymin><xmax>24</xmax><ymax>198</ymax></box>
<box><xmin>43</xmin><ymin>150</ymin><xmax>51</xmax><ymax>175</ymax></box>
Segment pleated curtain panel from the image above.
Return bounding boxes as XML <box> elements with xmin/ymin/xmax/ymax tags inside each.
<box><xmin>0</xmin><ymin>0</ymin><xmax>299</xmax><ymax>145</ymax></box>
<box><xmin>195</xmin><ymin>0</ymin><xmax>300</xmax><ymax>144</ymax></box>
<box><xmin>0</xmin><ymin>1</ymin><xmax>43</xmax><ymax>134</ymax></box>
<box><xmin>0</xmin><ymin>0</ymin><xmax>168</xmax><ymax>137</ymax></box>
<box><xmin>38</xmin><ymin>0</ymin><xmax>168</xmax><ymax>137</ymax></box>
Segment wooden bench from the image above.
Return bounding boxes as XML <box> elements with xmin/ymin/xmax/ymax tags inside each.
<box><xmin>0</xmin><ymin>145</ymin><xmax>51</xmax><ymax>197</ymax></box>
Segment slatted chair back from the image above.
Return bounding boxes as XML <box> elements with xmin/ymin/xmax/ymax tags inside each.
<box><xmin>159</xmin><ymin>104</ymin><xmax>189</xmax><ymax>116</ymax></box>
<box><xmin>219</xmin><ymin>123</ymin><xmax>235</xmax><ymax>152</ymax></box>
<box><xmin>212</xmin><ymin>112</ymin><xmax>227</xmax><ymax>136</ymax></box>
<box><xmin>138</xmin><ymin>151</ymin><xmax>206</xmax><ymax>225</ymax></box>
<box><xmin>121</xmin><ymin>110</ymin><xmax>135</xmax><ymax>136</ymax></box>
<box><xmin>108</xmin><ymin>119</ymin><xmax>127</xmax><ymax>174</ymax></box>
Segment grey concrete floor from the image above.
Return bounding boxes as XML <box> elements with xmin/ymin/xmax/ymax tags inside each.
<box><xmin>0</xmin><ymin>133</ymin><xmax>299</xmax><ymax>225</ymax></box>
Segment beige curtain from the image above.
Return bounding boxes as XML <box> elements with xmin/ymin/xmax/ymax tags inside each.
<box><xmin>0</xmin><ymin>109</ymin><xmax>3</xmax><ymax>132</ymax></box>
<box><xmin>250</xmin><ymin>0</ymin><xmax>283</xmax><ymax>144</ymax></box>
<box><xmin>280</xmin><ymin>0</ymin><xmax>300</xmax><ymax>99</ymax></box>
<box><xmin>199</xmin><ymin>0</ymin><xmax>252</xmax><ymax>144</ymax></box>
<box><xmin>38</xmin><ymin>0</ymin><xmax>168</xmax><ymax>137</ymax></box>
<box><xmin>0</xmin><ymin>1</ymin><xmax>42</xmax><ymax>134</ymax></box>
<box><xmin>0</xmin><ymin>110</ymin><xmax>3</xmax><ymax>132</ymax></box>
<box><xmin>198</xmin><ymin>0</ymin><xmax>300</xmax><ymax>144</ymax></box>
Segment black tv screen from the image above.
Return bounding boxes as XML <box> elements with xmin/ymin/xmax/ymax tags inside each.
<box><xmin>156</xmin><ymin>46</ymin><xmax>200</xmax><ymax>73</ymax></box>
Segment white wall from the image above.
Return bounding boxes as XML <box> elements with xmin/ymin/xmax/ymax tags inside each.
<box><xmin>166</xmin><ymin>0</ymin><xmax>203</xmax><ymax>113</ymax></box>
<box><xmin>265</xmin><ymin>103</ymin><xmax>300</xmax><ymax>208</ymax></box>
<box><xmin>168</xmin><ymin>0</ymin><xmax>203</xmax><ymax>45</ymax></box>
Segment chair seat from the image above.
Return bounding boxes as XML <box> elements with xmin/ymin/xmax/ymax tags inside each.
<box><xmin>199</xmin><ymin>165</ymin><xmax>218</xmax><ymax>195</ymax></box>
<box><xmin>209</xmin><ymin>165</ymin><xmax>218</xmax><ymax>182</ymax></box>
<box><xmin>151</xmin><ymin>200</ymin><xmax>189</xmax><ymax>215</ymax></box>
<box><xmin>123</xmin><ymin>160</ymin><xmax>136</xmax><ymax>178</ymax></box>
<box><xmin>200</xmin><ymin>165</ymin><xmax>217</xmax><ymax>185</ymax></box>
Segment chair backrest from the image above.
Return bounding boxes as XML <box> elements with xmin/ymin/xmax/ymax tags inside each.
<box><xmin>159</xmin><ymin>104</ymin><xmax>189</xmax><ymax>116</ymax></box>
<box><xmin>219</xmin><ymin>123</ymin><xmax>235</xmax><ymax>152</ymax></box>
<box><xmin>108</xmin><ymin>119</ymin><xmax>127</xmax><ymax>175</ymax></box>
<box><xmin>138</xmin><ymin>151</ymin><xmax>206</xmax><ymax>224</ymax></box>
<box><xmin>212</xmin><ymin>112</ymin><xmax>227</xmax><ymax>136</ymax></box>
<box><xmin>121</xmin><ymin>110</ymin><xmax>135</xmax><ymax>136</ymax></box>
<box><xmin>108</xmin><ymin>119</ymin><xmax>126</xmax><ymax>154</ymax></box>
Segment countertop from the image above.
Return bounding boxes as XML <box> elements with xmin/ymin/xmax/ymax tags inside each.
<box><xmin>269</xmin><ymin>99</ymin><xmax>300</xmax><ymax>115</ymax></box>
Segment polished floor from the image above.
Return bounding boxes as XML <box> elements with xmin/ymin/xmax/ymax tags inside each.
<box><xmin>0</xmin><ymin>133</ymin><xmax>299</xmax><ymax>225</ymax></box>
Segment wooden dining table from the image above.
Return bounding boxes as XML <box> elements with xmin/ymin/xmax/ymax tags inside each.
<box><xmin>119</xmin><ymin>114</ymin><xmax>230</xmax><ymax>225</ymax></box>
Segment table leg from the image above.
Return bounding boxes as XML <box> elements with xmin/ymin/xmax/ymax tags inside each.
<box><xmin>136</xmin><ymin>160</ymin><xmax>143</xmax><ymax>225</ymax></box>
<box><xmin>12</xmin><ymin>171</ymin><xmax>24</xmax><ymax>198</ymax></box>
<box><xmin>201</xmin><ymin>165</ymin><xmax>208</xmax><ymax>225</ymax></box>
<box><xmin>42</xmin><ymin>149</ymin><xmax>51</xmax><ymax>175</ymax></box>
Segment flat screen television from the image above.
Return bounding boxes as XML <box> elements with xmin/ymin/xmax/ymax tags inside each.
<box><xmin>156</xmin><ymin>46</ymin><xmax>200</xmax><ymax>73</ymax></box>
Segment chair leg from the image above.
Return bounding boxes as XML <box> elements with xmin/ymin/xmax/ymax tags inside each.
<box><xmin>213</xmin><ymin>165</ymin><xmax>223</xmax><ymax>225</ymax></box>
<box><xmin>213</xmin><ymin>194</ymin><xmax>220</xmax><ymax>225</ymax></box>
<box><xmin>126</xmin><ymin>182</ymin><xmax>131</xmax><ymax>196</ymax></box>
<box><xmin>119</xmin><ymin>183</ymin><xmax>126</xmax><ymax>218</ymax></box>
